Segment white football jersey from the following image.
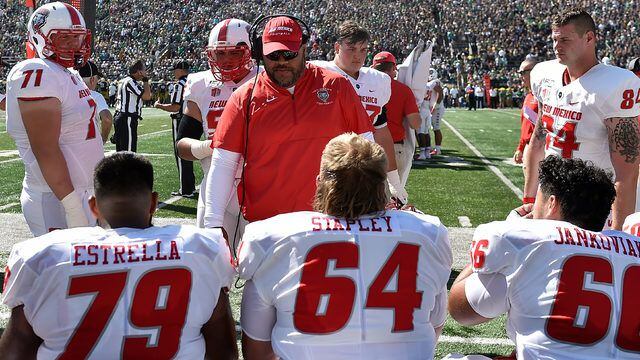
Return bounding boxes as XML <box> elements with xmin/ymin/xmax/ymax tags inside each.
<box><xmin>6</xmin><ymin>58</ymin><xmax>104</xmax><ymax>192</ymax></box>
<box><xmin>2</xmin><ymin>225</ymin><xmax>235</xmax><ymax>359</ymax></box>
<box><xmin>623</xmin><ymin>212</ymin><xmax>640</xmax><ymax>236</ymax></box>
<box><xmin>530</xmin><ymin>60</ymin><xmax>640</xmax><ymax>173</ymax></box>
<box><xmin>311</xmin><ymin>61</ymin><xmax>391</xmax><ymax>129</ymax></box>
<box><xmin>238</xmin><ymin>210</ymin><xmax>452</xmax><ymax>360</ymax></box>
<box><xmin>183</xmin><ymin>67</ymin><xmax>261</xmax><ymax>228</ymax></box>
<box><xmin>420</xmin><ymin>79</ymin><xmax>444</xmax><ymax>119</ymax></box>
<box><xmin>470</xmin><ymin>219</ymin><xmax>640</xmax><ymax>359</ymax></box>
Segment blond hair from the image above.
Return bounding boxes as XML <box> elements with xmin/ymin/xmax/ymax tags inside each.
<box><xmin>313</xmin><ymin>133</ymin><xmax>388</xmax><ymax>218</ymax></box>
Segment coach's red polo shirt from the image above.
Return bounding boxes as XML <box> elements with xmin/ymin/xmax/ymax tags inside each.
<box><xmin>385</xmin><ymin>79</ymin><xmax>419</xmax><ymax>142</ymax></box>
<box><xmin>213</xmin><ymin>63</ymin><xmax>373</xmax><ymax>222</ymax></box>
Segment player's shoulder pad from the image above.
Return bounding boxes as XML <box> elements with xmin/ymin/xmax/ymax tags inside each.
<box><xmin>237</xmin><ymin>211</ymin><xmax>321</xmax><ymax>279</ymax></box>
<box><xmin>8</xmin><ymin>227</ymin><xmax>108</xmax><ymax>276</ymax></box>
<box><xmin>363</xmin><ymin>66</ymin><xmax>392</xmax><ymax>85</ymax></box>
<box><xmin>590</xmin><ymin>64</ymin><xmax>640</xmax><ymax>117</ymax></box>
<box><xmin>530</xmin><ymin>59</ymin><xmax>562</xmax><ymax>84</ymax></box>
<box><xmin>591</xmin><ymin>64</ymin><xmax>640</xmax><ymax>92</ymax></box>
<box><xmin>155</xmin><ymin>224</ymin><xmax>227</xmax><ymax>260</ymax></box>
<box><xmin>395</xmin><ymin>210</ymin><xmax>452</xmax><ymax>265</ymax></box>
<box><xmin>472</xmin><ymin>219</ymin><xmax>561</xmax><ymax>274</ymax></box>
<box><xmin>8</xmin><ymin>58</ymin><xmax>62</xmax><ymax>83</ymax></box>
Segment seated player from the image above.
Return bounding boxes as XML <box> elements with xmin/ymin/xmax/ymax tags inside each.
<box><xmin>238</xmin><ymin>133</ymin><xmax>452</xmax><ymax>360</ymax></box>
<box><xmin>448</xmin><ymin>156</ymin><xmax>640</xmax><ymax>359</ymax></box>
<box><xmin>0</xmin><ymin>152</ymin><xmax>238</xmax><ymax>359</ymax></box>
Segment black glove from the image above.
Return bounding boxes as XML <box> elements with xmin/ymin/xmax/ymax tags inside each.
<box><xmin>142</xmin><ymin>77</ymin><xmax>149</xmax><ymax>83</ymax></box>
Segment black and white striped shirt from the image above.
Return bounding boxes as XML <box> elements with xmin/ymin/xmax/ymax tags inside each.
<box><xmin>116</xmin><ymin>76</ymin><xmax>143</xmax><ymax>115</ymax></box>
<box><xmin>171</xmin><ymin>76</ymin><xmax>187</xmax><ymax>114</ymax></box>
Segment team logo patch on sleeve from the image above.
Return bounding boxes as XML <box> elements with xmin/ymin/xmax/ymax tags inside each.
<box><xmin>315</xmin><ymin>88</ymin><xmax>332</xmax><ymax>104</ymax></box>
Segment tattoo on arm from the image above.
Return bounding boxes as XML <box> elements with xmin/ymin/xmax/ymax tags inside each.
<box><xmin>534</xmin><ymin>117</ymin><xmax>546</xmax><ymax>141</ymax></box>
<box><xmin>606</xmin><ymin>116</ymin><xmax>640</xmax><ymax>163</ymax></box>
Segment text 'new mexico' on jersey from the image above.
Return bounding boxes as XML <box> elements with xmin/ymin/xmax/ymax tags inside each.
<box><xmin>470</xmin><ymin>219</ymin><xmax>640</xmax><ymax>359</ymax></box>
<box><xmin>238</xmin><ymin>210</ymin><xmax>452</xmax><ymax>360</ymax></box>
<box><xmin>2</xmin><ymin>225</ymin><xmax>235</xmax><ymax>359</ymax></box>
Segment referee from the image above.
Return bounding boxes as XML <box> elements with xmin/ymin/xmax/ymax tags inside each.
<box><xmin>154</xmin><ymin>61</ymin><xmax>195</xmax><ymax>197</ymax></box>
<box><xmin>113</xmin><ymin>59</ymin><xmax>152</xmax><ymax>152</ymax></box>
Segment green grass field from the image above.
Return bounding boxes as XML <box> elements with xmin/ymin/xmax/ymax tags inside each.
<box><xmin>0</xmin><ymin>106</ymin><xmax>525</xmax><ymax>358</ymax></box>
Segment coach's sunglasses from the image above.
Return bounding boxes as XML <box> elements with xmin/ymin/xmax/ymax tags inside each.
<box><xmin>265</xmin><ymin>50</ymin><xmax>299</xmax><ymax>61</ymax></box>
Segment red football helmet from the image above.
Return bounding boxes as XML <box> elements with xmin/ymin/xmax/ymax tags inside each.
<box><xmin>206</xmin><ymin>19</ymin><xmax>253</xmax><ymax>82</ymax></box>
<box><xmin>27</xmin><ymin>2</ymin><xmax>91</xmax><ymax>69</ymax></box>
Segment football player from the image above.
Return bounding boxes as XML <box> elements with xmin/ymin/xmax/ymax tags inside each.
<box><xmin>175</xmin><ymin>18</ymin><xmax>261</xmax><ymax>238</ymax></box>
<box><xmin>523</xmin><ymin>8</ymin><xmax>640</xmax><ymax>229</ymax></box>
<box><xmin>448</xmin><ymin>155</ymin><xmax>640</xmax><ymax>359</ymax></box>
<box><xmin>79</xmin><ymin>60</ymin><xmax>113</xmax><ymax>144</ymax></box>
<box><xmin>5</xmin><ymin>2</ymin><xmax>103</xmax><ymax>236</ymax></box>
<box><xmin>417</xmin><ymin>68</ymin><xmax>445</xmax><ymax>159</ymax></box>
<box><xmin>238</xmin><ymin>133</ymin><xmax>452</xmax><ymax>360</ymax></box>
<box><xmin>0</xmin><ymin>152</ymin><xmax>238</xmax><ymax>359</ymax></box>
<box><xmin>310</xmin><ymin>21</ymin><xmax>408</xmax><ymax>204</ymax></box>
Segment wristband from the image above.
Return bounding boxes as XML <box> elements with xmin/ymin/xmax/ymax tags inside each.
<box><xmin>61</xmin><ymin>191</ymin><xmax>90</xmax><ymax>228</ymax></box>
<box><xmin>522</xmin><ymin>197</ymin><xmax>535</xmax><ymax>204</ymax></box>
<box><xmin>191</xmin><ymin>140</ymin><xmax>213</xmax><ymax>160</ymax></box>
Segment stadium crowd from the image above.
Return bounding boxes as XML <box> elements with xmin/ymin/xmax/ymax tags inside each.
<box><xmin>1</xmin><ymin>0</ymin><xmax>639</xmax><ymax>95</ymax></box>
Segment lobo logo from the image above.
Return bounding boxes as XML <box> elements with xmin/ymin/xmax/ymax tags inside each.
<box><xmin>315</xmin><ymin>87</ymin><xmax>331</xmax><ymax>104</ymax></box>
<box><xmin>32</xmin><ymin>8</ymin><xmax>50</xmax><ymax>32</ymax></box>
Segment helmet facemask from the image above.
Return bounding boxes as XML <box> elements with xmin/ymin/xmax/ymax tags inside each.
<box><xmin>206</xmin><ymin>44</ymin><xmax>252</xmax><ymax>82</ymax></box>
<box><xmin>42</xmin><ymin>28</ymin><xmax>92</xmax><ymax>69</ymax></box>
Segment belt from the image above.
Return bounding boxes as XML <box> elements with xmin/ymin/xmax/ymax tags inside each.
<box><xmin>394</xmin><ymin>140</ymin><xmax>404</xmax><ymax>145</ymax></box>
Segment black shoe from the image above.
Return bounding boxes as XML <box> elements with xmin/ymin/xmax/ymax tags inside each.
<box><xmin>172</xmin><ymin>191</ymin><xmax>196</xmax><ymax>198</ymax></box>
<box><xmin>109</xmin><ymin>135</ymin><xmax>116</xmax><ymax>144</ymax></box>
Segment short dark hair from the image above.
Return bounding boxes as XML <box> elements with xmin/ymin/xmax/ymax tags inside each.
<box><xmin>551</xmin><ymin>8</ymin><xmax>596</xmax><ymax>36</ymax></box>
<box><xmin>372</xmin><ymin>62</ymin><xmax>395</xmax><ymax>73</ymax></box>
<box><xmin>336</xmin><ymin>20</ymin><xmax>370</xmax><ymax>45</ymax></box>
<box><xmin>128</xmin><ymin>59</ymin><xmax>145</xmax><ymax>75</ymax></box>
<box><xmin>538</xmin><ymin>156</ymin><xmax>615</xmax><ymax>231</ymax></box>
<box><xmin>94</xmin><ymin>152</ymin><xmax>153</xmax><ymax>199</ymax></box>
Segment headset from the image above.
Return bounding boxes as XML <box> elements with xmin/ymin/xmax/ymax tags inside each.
<box><xmin>248</xmin><ymin>14</ymin><xmax>311</xmax><ymax>61</ymax></box>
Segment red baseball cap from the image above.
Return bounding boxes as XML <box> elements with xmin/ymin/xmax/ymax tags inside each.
<box><xmin>372</xmin><ymin>51</ymin><xmax>397</xmax><ymax>67</ymax></box>
<box><xmin>262</xmin><ymin>17</ymin><xmax>303</xmax><ymax>56</ymax></box>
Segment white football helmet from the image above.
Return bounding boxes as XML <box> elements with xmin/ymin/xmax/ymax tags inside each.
<box><xmin>27</xmin><ymin>2</ymin><xmax>91</xmax><ymax>69</ymax></box>
<box><xmin>206</xmin><ymin>19</ymin><xmax>253</xmax><ymax>82</ymax></box>
<box><xmin>428</xmin><ymin>68</ymin><xmax>438</xmax><ymax>82</ymax></box>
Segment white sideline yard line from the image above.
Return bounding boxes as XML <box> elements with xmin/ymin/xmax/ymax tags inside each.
<box><xmin>443</xmin><ymin>119</ymin><xmax>523</xmax><ymax>199</ymax></box>
<box><xmin>0</xmin><ymin>203</ymin><xmax>19</xmax><ymax>211</ymax></box>
<box><xmin>440</xmin><ymin>335</ymin><xmax>513</xmax><ymax>346</ymax></box>
<box><xmin>0</xmin><ymin>157</ymin><xmax>20</xmax><ymax>165</ymax></box>
<box><xmin>157</xmin><ymin>185</ymin><xmax>201</xmax><ymax>209</ymax></box>
<box><xmin>489</xmin><ymin>109</ymin><xmax>519</xmax><ymax>117</ymax></box>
